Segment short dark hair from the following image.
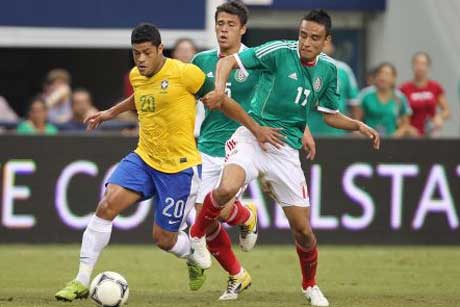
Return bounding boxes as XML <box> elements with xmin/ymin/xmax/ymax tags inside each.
<box><xmin>412</xmin><ymin>51</ymin><xmax>432</xmax><ymax>66</ymax></box>
<box><xmin>215</xmin><ymin>0</ymin><xmax>249</xmax><ymax>26</ymax></box>
<box><xmin>131</xmin><ymin>23</ymin><xmax>161</xmax><ymax>46</ymax></box>
<box><xmin>302</xmin><ymin>9</ymin><xmax>332</xmax><ymax>36</ymax></box>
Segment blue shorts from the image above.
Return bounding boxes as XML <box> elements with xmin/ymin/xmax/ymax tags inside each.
<box><xmin>107</xmin><ymin>152</ymin><xmax>201</xmax><ymax>232</ymax></box>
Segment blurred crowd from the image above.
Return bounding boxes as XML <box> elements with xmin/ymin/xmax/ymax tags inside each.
<box><xmin>0</xmin><ymin>37</ymin><xmax>452</xmax><ymax>138</ymax></box>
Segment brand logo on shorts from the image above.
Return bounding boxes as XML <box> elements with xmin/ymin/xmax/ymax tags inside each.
<box><xmin>161</xmin><ymin>80</ymin><xmax>169</xmax><ymax>90</ymax></box>
<box><xmin>234</xmin><ymin>69</ymin><xmax>248</xmax><ymax>82</ymax></box>
<box><xmin>168</xmin><ymin>220</ymin><xmax>180</xmax><ymax>225</ymax></box>
<box><xmin>313</xmin><ymin>77</ymin><xmax>322</xmax><ymax>92</ymax></box>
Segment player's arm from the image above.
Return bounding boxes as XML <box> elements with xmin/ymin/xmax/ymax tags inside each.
<box><xmin>320</xmin><ymin>64</ymin><xmax>380</xmax><ymax>149</ymax></box>
<box><xmin>302</xmin><ymin>126</ymin><xmax>316</xmax><ymax>160</ymax></box>
<box><xmin>84</xmin><ymin>94</ymin><xmax>135</xmax><ymax>130</ymax></box>
<box><xmin>323</xmin><ymin>112</ymin><xmax>380</xmax><ymax>149</ymax></box>
<box><xmin>209</xmin><ymin>94</ymin><xmax>284</xmax><ymax>149</ymax></box>
<box><xmin>205</xmin><ymin>56</ymin><xmax>240</xmax><ymax>110</ymax></box>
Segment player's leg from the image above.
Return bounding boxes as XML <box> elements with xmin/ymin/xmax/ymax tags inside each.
<box><xmin>150</xmin><ymin>165</ymin><xmax>207</xmax><ymax>288</ymax></box>
<box><xmin>190</xmin><ymin>127</ymin><xmax>259</xmax><ymax>269</ymax></box>
<box><xmin>264</xmin><ymin>147</ymin><xmax>328</xmax><ymax>307</ymax></box>
<box><xmin>55</xmin><ymin>152</ymin><xmax>153</xmax><ymax>302</ymax></box>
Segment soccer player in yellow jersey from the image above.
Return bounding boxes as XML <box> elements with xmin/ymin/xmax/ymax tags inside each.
<box><xmin>55</xmin><ymin>23</ymin><xmax>283</xmax><ymax>302</ymax></box>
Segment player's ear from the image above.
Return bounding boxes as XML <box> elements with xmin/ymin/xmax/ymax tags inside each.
<box><xmin>325</xmin><ymin>33</ymin><xmax>332</xmax><ymax>44</ymax></box>
<box><xmin>240</xmin><ymin>25</ymin><xmax>247</xmax><ymax>36</ymax></box>
<box><xmin>157</xmin><ymin>43</ymin><xmax>165</xmax><ymax>54</ymax></box>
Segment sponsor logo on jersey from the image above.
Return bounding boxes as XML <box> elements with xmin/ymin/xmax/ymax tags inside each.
<box><xmin>234</xmin><ymin>69</ymin><xmax>248</xmax><ymax>82</ymax></box>
<box><xmin>313</xmin><ymin>77</ymin><xmax>322</xmax><ymax>92</ymax></box>
<box><xmin>161</xmin><ymin>80</ymin><xmax>169</xmax><ymax>90</ymax></box>
<box><xmin>207</xmin><ymin>71</ymin><xmax>214</xmax><ymax>78</ymax></box>
<box><xmin>288</xmin><ymin>72</ymin><xmax>298</xmax><ymax>80</ymax></box>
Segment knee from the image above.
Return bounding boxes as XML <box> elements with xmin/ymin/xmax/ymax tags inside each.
<box><xmin>292</xmin><ymin>225</ymin><xmax>316</xmax><ymax>244</ymax></box>
<box><xmin>215</xmin><ymin>184</ymin><xmax>239</xmax><ymax>204</ymax></box>
<box><xmin>96</xmin><ymin>196</ymin><xmax>118</xmax><ymax>220</ymax></box>
<box><xmin>152</xmin><ymin>231</ymin><xmax>176</xmax><ymax>251</ymax></box>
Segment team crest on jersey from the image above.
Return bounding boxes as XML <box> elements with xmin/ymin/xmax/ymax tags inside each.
<box><xmin>313</xmin><ymin>77</ymin><xmax>322</xmax><ymax>92</ymax></box>
<box><xmin>234</xmin><ymin>69</ymin><xmax>248</xmax><ymax>83</ymax></box>
<box><xmin>161</xmin><ymin>80</ymin><xmax>169</xmax><ymax>90</ymax></box>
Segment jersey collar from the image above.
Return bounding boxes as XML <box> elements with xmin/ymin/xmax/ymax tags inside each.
<box><xmin>218</xmin><ymin>43</ymin><xmax>247</xmax><ymax>58</ymax></box>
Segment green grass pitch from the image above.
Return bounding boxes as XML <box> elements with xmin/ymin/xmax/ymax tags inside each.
<box><xmin>0</xmin><ymin>245</ymin><xmax>459</xmax><ymax>307</ymax></box>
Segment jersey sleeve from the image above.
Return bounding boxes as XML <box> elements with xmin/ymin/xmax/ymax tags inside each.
<box><xmin>317</xmin><ymin>64</ymin><xmax>340</xmax><ymax>113</ymax></box>
<box><xmin>236</xmin><ymin>41</ymin><xmax>282</xmax><ymax>74</ymax></box>
<box><xmin>182</xmin><ymin>63</ymin><xmax>207</xmax><ymax>95</ymax></box>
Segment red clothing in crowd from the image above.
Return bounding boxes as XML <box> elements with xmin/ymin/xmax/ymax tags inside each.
<box><xmin>399</xmin><ymin>80</ymin><xmax>444</xmax><ymax>135</ymax></box>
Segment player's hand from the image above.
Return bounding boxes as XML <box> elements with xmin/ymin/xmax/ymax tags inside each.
<box><xmin>84</xmin><ymin>110</ymin><xmax>113</xmax><ymax>131</ymax></box>
<box><xmin>358</xmin><ymin>121</ymin><xmax>380</xmax><ymax>150</ymax></box>
<box><xmin>254</xmin><ymin>126</ymin><xmax>285</xmax><ymax>150</ymax></box>
<box><xmin>302</xmin><ymin>132</ymin><xmax>316</xmax><ymax>160</ymax></box>
<box><xmin>202</xmin><ymin>90</ymin><xmax>225</xmax><ymax>110</ymax></box>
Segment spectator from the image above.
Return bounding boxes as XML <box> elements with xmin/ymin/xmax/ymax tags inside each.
<box><xmin>399</xmin><ymin>52</ymin><xmax>450</xmax><ymax>137</ymax></box>
<box><xmin>42</xmin><ymin>68</ymin><xmax>73</xmax><ymax>124</ymax></box>
<box><xmin>356</xmin><ymin>63</ymin><xmax>418</xmax><ymax>138</ymax></box>
<box><xmin>60</xmin><ymin>88</ymin><xmax>98</xmax><ymax>131</ymax></box>
<box><xmin>366</xmin><ymin>66</ymin><xmax>377</xmax><ymax>87</ymax></box>
<box><xmin>16</xmin><ymin>96</ymin><xmax>58</xmax><ymax>135</ymax></box>
<box><xmin>171</xmin><ymin>38</ymin><xmax>197</xmax><ymax>63</ymax></box>
<box><xmin>308</xmin><ymin>41</ymin><xmax>360</xmax><ymax>136</ymax></box>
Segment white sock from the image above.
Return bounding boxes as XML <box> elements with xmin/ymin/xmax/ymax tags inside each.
<box><xmin>168</xmin><ymin>231</ymin><xmax>191</xmax><ymax>258</ymax></box>
<box><xmin>75</xmin><ymin>215</ymin><xmax>112</xmax><ymax>286</ymax></box>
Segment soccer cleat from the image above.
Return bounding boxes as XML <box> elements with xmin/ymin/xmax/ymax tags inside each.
<box><xmin>55</xmin><ymin>280</ymin><xmax>89</xmax><ymax>302</ymax></box>
<box><xmin>187</xmin><ymin>260</ymin><xmax>207</xmax><ymax>291</ymax></box>
<box><xmin>303</xmin><ymin>285</ymin><xmax>330</xmax><ymax>307</ymax></box>
<box><xmin>189</xmin><ymin>236</ymin><xmax>212</xmax><ymax>269</ymax></box>
<box><xmin>218</xmin><ymin>270</ymin><xmax>252</xmax><ymax>300</ymax></box>
<box><xmin>239</xmin><ymin>203</ymin><xmax>258</xmax><ymax>252</ymax></box>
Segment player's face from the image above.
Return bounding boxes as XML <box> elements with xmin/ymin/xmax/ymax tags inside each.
<box><xmin>215</xmin><ymin>12</ymin><xmax>246</xmax><ymax>51</ymax></box>
<box><xmin>132</xmin><ymin>42</ymin><xmax>164</xmax><ymax>77</ymax></box>
<box><xmin>412</xmin><ymin>55</ymin><xmax>429</xmax><ymax>79</ymax></box>
<box><xmin>375</xmin><ymin>65</ymin><xmax>396</xmax><ymax>91</ymax></box>
<box><xmin>298</xmin><ymin>20</ymin><xmax>330</xmax><ymax>62</ymax></box>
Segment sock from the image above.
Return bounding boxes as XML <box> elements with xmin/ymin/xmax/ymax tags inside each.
<box><xmin>224</xmin><ymin>200</ymin><xmax>251</xmax><ymax>226</ymax></box>
<box><xmin>76</xmin><ymin>215</ymin><xmax>113</xmax><ymax>286</ymax></box>
<box><xmin>168</xmin><ymin>231</ymin><xmax>191</xmax><ymax>258</ymax></box>
<box><xmin>190</xmin><ymin>192</ymin><xmax>223</xmax><ymax>238</ymax></box>
<box><xmin>206</xmin><ymin>223</ymin><xmax>241</xmax><ymax>276</ymax></box>
<box><xmin>296</xmin><ymin>242</ymin><xmax>318</xmax><ymax>290</ymax></box>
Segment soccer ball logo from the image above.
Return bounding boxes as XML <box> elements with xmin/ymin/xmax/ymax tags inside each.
<box><xmin>90</xmin><ymin>272</ymin><xmax>129</xmax><ymax>307</ymax></box>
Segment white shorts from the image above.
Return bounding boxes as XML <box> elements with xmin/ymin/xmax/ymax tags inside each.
<box><xmin>225</xmin><ymin>126</ymin><xmax>310</xmax><ymax>207</ymax></box>
<box><xmin>196</xmin><ymin>152</ymin><xmax>225</xmax><ymax>204</ymax></box>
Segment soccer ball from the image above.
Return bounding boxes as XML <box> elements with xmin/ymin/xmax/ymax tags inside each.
<box><xmin>89</xmin><ymin>272</ymin><xmax>129</xmax><ymax>307</ymax></box>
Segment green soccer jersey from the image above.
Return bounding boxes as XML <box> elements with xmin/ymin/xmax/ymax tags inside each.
<box><xmin>193</xmin><ymin>46</ymin><xmax>260</xmax><ymax>157</ymax></box>
<box><xmin>308</xmin><ymin>60</ymin><xmax>359</xmax><ymax>136</ymax></box>
<box><xmin>237</xmin><ymin>40</ymin><xmax>340</xmax><ymax>149</ymax></box>
<box><xmin>358</xmin><ymin>86</ymin><xmax>412</xmax><ymax>136</ymax></box>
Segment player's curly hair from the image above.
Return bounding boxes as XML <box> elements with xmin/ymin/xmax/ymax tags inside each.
<box><xmin>302</xmin><ymin>9</ymin><xmax>332</xmax><ymax>36</ymax></box>
<box><xmin>131</xmin><ymin>23</ymin><xmax>161</xmax><ymax>47</ymax></box>
<box><xmin>215</xmin><ymin>0</ymin><xmax>249</xmax><ymax>26</ymax></box>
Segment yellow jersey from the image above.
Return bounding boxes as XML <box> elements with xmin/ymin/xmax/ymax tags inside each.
<box><xmin>130</xmin><ymin>58</ymin><xmax>205</xmax><ymax>173</ymax></box>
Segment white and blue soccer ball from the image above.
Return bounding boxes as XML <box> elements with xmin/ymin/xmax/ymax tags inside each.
<box><xmin>89</xmin><ymin>272</ymin><xmax>129</xmax><ymax>307</ymax></box>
